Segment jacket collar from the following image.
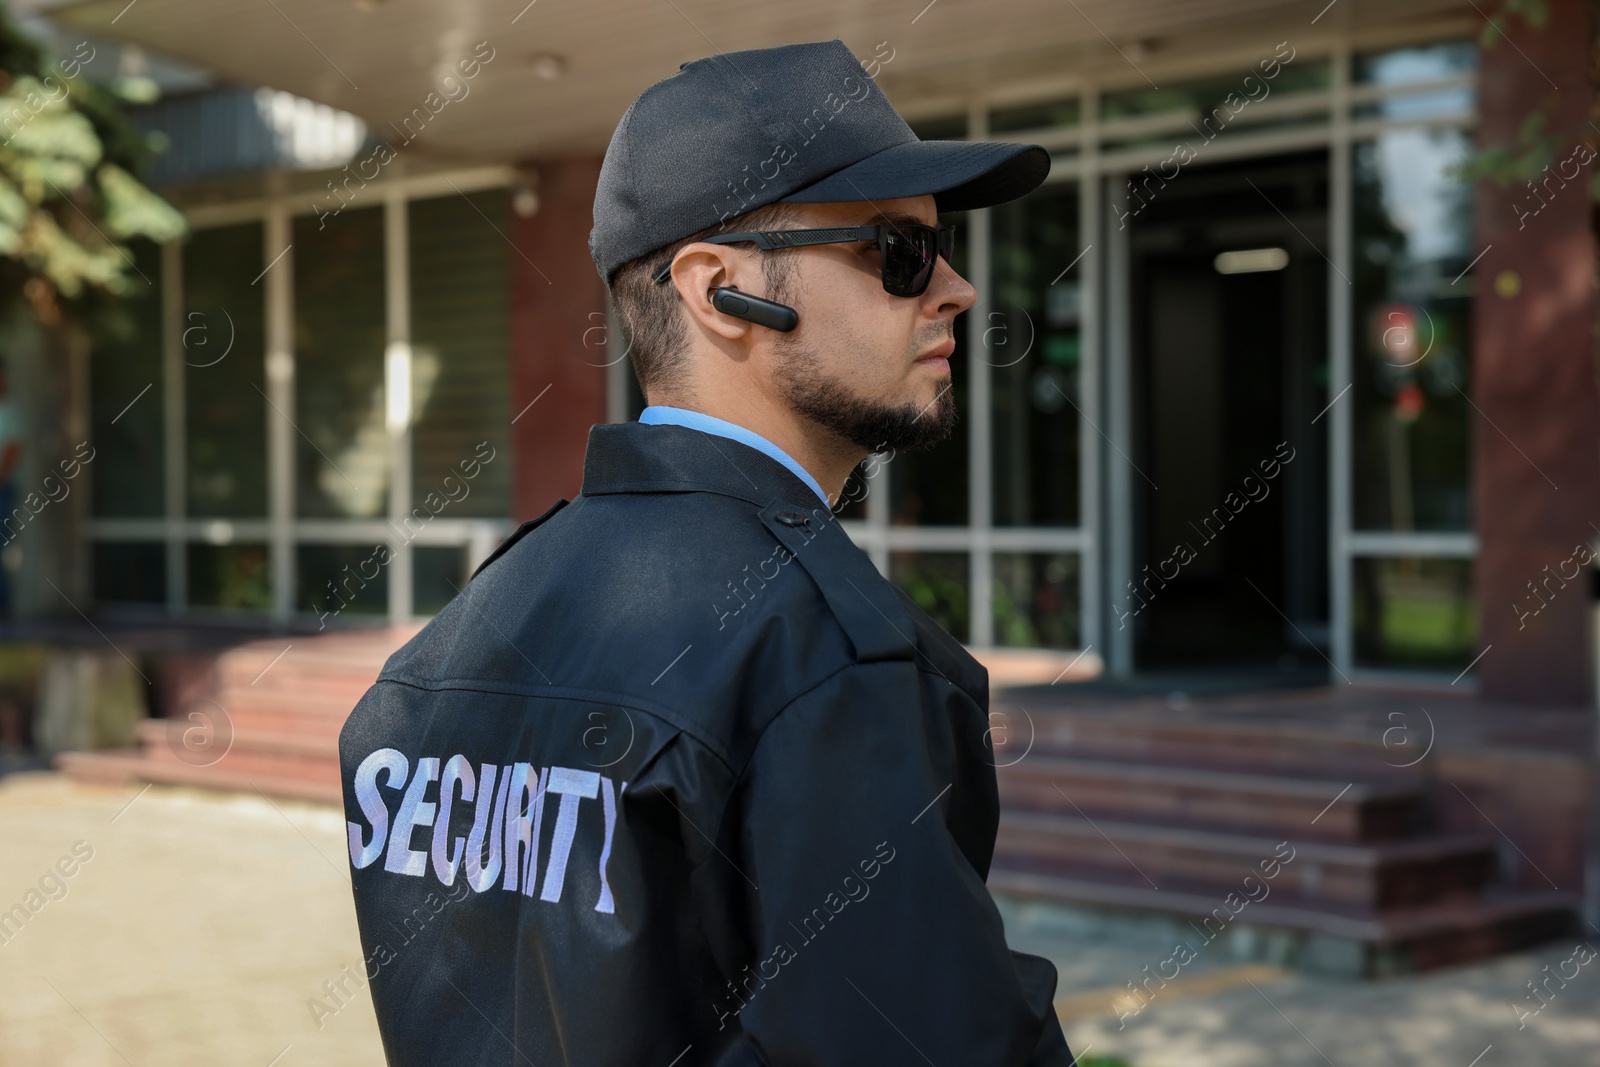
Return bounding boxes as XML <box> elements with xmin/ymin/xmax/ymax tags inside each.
<box><xmin>581</xmin><ymin>421</ymin><xmax>829</xmax><ymax>511</ymax></box>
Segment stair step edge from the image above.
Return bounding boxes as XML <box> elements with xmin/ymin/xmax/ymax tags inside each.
<box><xmin>998</xmin><ymin>810</ymin><xmax>1496</xmax><ymax>863</ymax></box>
<box><xmin>1001</xmin><ymin>756</ymin><xmax>1414</xmax><ymax>801</ymax></box>
<box><xmin>55</xmin><ymin>750</ymin><xmax>342</xmax><ymax>804</ymax></box>
<box><xmin>987</xmin><ymin>868</ymin><xmax>1578</xmax><ymax>945</ymax></box>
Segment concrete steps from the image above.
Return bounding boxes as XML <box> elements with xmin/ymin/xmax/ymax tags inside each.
<box><xmin>55</xmin><ymin>626</ymin><xmax>416</xmax><ymax>803</ymax></box>
<box><xmin>130</xmin><ymin>719</ymin><xmax>339</xmax><ymax>782</ymax></box>
<box><xmin>997</xmin><ymin>755</ymin><xmax>1421</xmax><ymax>843</ymax></box>
<box><xmin>55</xmin><ymin>746</ymin><xmax>342</xmax><ymax>804</ymax></box>
<box><xmin>985</xmin><ymin>700</ymin><xmax>1581</xmax><ymax>974</ymax></box>
<box><xmin>988</xmin><ymin>868</ymin><xmax>1577</xmax><ymax>973</ymax></box>
<box><xmin>994</xmin><ymin>812</ymin><xmax>1496</xmax><ymax>911</ymax></box>
<box><xmin>1002</xmin><ymin>700</ymin><xmax>1424</xmax><ymax>783</ymax></box>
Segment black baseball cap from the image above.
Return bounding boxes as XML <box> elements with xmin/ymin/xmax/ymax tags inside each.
<box><xmin>589</xmin><ymin>39</ymin><xmax>1051</xmax><ymax>285</ymax></box>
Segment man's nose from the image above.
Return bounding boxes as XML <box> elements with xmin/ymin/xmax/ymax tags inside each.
<box><xmin>930</xmin><ymin>259</ymin><xmax>977</xmax><ymax>317</ymax></box>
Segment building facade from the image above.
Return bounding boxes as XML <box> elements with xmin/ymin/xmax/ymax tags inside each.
<box><xmin>53</xmin><ymin>1</ymin><xmax>1599</xmax><ymax>705</ymax></box>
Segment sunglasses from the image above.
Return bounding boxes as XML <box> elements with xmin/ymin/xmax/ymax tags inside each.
<box><xmin>651</xmin><ymin>222</ymin><xmax>956</xmax><ymax>297</ymax></box>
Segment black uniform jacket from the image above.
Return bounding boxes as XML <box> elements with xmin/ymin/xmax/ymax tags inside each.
<box><xmin>339</xmin><ymin>419</ymin><xmax>1077</xmax><ymax>1067</ymax></box>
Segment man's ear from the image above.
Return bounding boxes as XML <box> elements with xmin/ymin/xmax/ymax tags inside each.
<box><xmin>668</xmin><ymin>244</ymin><xmax>765</xmax><ymax>343</ymax></box>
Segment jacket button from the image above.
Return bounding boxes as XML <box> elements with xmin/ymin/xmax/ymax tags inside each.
<box><xmin>776</xmin><ymin>510</ymin><xmax>810</xmax><ymax>527</ymax></box>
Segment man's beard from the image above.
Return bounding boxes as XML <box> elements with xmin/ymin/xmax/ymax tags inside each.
<box><xmin>770</xmin><ymin>330</ymin><xmax>958</xmax><ymax>454</ymax></box>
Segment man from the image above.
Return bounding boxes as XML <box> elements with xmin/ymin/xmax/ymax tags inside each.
<box><xmin>341</xmin><ymin>38</ymin><xmax>1076</xmax><ymax>1065</ymax></box>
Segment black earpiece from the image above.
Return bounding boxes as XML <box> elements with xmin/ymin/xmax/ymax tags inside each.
<box><xmin>708</xmin><ymin>286</ymin><xmax>798</xmax><ymax>333</ymax></box>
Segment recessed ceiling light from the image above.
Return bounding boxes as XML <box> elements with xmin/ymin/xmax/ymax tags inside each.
<box><xmin>1214</xmin><ymin>247</ymin><xmax>1289</xmax><ymax>274</ymax></box>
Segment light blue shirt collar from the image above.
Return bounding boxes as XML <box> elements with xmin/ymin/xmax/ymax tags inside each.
<box><xmin>638</xmin><ymin>405</ymin><xmax>831</xmax><ymax>507</ymax></box>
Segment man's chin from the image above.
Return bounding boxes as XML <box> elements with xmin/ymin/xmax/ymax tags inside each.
<box><xmin>773</xmin><ymin>345</ymin><xmax>958</xmax><ymax>453</ymax></box>
<box><xmin>853</xmin><ymin>389</ymin><xmax>957</xmax><ymax>453</ymax></box>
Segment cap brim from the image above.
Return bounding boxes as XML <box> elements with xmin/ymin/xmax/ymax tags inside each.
<box><xmin>779</xmin><ymin>140</ymin><xmax>1051</xmax><ymax>211</ymax></box>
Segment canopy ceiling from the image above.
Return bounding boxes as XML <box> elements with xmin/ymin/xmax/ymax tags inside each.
<box><xmin>47</xmin><ymin>0</ymin><xmax>1471</xmax><ymax>165</ymax></box>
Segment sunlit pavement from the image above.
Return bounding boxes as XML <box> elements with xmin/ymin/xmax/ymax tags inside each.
<box><xmin>2</xmin><ymin>771</ymin><xmax>1597</xmax><ymax>1067</ymax></box>
<box><xmin>1004</xmin><ymin>900</ymin><xmax>1600</xmax><ymax>1067</ymax></box>
<box><xmin>0</xmin><ymin>772</ymin><xmax>380</xmax><ymax>1067</ymax></box>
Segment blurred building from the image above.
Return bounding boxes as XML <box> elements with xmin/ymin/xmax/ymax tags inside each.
<box><xmin>16</xmin><ymin>0</ymin><xmax>1598</xmax><ymax>708</ymax></box>
<box><xmin>5</xmin><ymin>0</ymin><xmax>1594</xmax><ymax>977</ymax></box>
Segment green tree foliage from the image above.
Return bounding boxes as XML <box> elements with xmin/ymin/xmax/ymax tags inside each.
<box><xmin>1453</xmin><ymin>105</ymin><xmax>1585</xmax><ymax>189</ymax></box>
<box><xmin>0</xmin><ymin>4</ymin><xmax>183</xmax><ymax>326</ymax></box>
<box><xmin>1450</xmin><ymin>0</ymin><xmax>1598</xmax><ymax>197</ymax></box>
<box><xmin>1478</xmin><ymin>0</ymin><xmax>1551</xmax><ymax>45</ymax></box>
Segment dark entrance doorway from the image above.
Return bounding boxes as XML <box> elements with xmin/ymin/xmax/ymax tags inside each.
<box><xmin>1126</xmin><ymin>151</ymin><xmax>1330</xmax><ymax>671</ymax></box>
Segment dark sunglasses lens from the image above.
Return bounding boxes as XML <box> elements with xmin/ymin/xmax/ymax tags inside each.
<box><xmin>881</xmin><ymin>228</ymin><xmax>939</xmax><ymax>296</ymax></box>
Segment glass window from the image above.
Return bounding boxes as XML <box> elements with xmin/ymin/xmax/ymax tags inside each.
<box><xmin>92</xmin><ymin>542</ymin><xmax>165</xmax><ymax>604</ymax></box>
<box><xmin>414</xmin><ymin>544</ymin><xmax>467</xmax><ymax>615</ymax></box>
<box><xmin>889</xmin><ymin>211</ymin><xmax>969</xmax><ymax>527</ymax></box>
<box><xmin>1353</xmin><ymin>556</ymin><xmax>1475</xmax><ymax>670</ymax></box>
<box><xmin>888</xmin><ymin>379</ymin><xmax>968</xmax><ymax>526</ymax></box>
<box><xmin>188</xmin><ymin>543</ymin><xmax>272</xmax><ymax>610</ymax></box>
<box><xmin>297</xmin><ymin>542</ymin><xmax>388</xmax><ymax>619</ymax></box>
<box><xmin>832</xmin><ymin>459</ymin><xmax>874</xmax><ymax>521</ymax></box>
<box><xmin>990</xmin><ymin>182</ymin><xmax>1081</xmax><ymax>527</ymax></box>
<box><xmin>990</xmin><ymin>98</ymin><xmax>1079</xmax><ymax>135</ymax></box>
<box><xmin>1102</xmin><ymin>60</ymin><xmax>1330</xmax><ymax>118</ymax></box>
<box><xmin>294</xmin><ymin>206</ymin><xmax>388</xmax><ymax>519</ymax></box>
<box><xmin>1353</xmin><ymin>87</ymin><xmax>1475</xmax><ymax>122</ymax></box>
<box><xmin>891</xmin><ymin>551</ymin><xmax>969</xmax><ymax>642</ymax></box>
<box><xmin>994</xmin><ymin>551</ymin><xmax>1080</xmax><ymax>648</ymax></box>
<box><xmin>185</xmin><ymin>223</ymin><xmax>268</xmax><ymax>518</ymax></box>
<box><xmin>1100</xmin><ymin>60</ymin><xmax>1330</xmax><ymax>153</ymax></box>
<box><xmin>409</xmin><ymin>191</ymin><xmax>512</xmax><ymax>518</ymax></box>
<box><xmin>1353</xmin><ymin>41</ymin><xmax>1476</xmax><ymax>120</ymax></box>
<box><xmin>91</xmin><ymin>240</ymin><xmax>164</xmax><ymax>518</ymax></box>
<box><xmin>1354</xmin><ymin>41</ymin><xmax>1476</xmax><ymax>85</ymax></box>
<box><xmin>1352</xmin><ymin>131</ymin><xmax>1474</xmax><ymax>531</ymax></box>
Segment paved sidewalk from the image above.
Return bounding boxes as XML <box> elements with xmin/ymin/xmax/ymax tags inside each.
<box><xmin>2</xmin><ymin>771</ymin><xmax>1596</xmax><ymax>1066</ymax></box>
<box><xmin>0</xmin><ymin>772</ymin><xmax>380</xmax><ymax>1066</ymax></box>
<box><xmin>1001</xmin><ymin>897</ymin><xmax>1600</xmax><ymax>1067</ymax></box>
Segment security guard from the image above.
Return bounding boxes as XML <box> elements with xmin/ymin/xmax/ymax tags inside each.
<box><xmin>341</xmin><ymin>38</ymin><xmax>1077</xmax><ymax>1066</ymax></box>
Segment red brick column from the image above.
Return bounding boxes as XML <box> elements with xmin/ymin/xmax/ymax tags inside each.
<box><xmin>1472</xmin><ymin>0</ymin><xmax>1600</xmax><ymax>706</ymax></box>
<box><xmin>510</xmin><ymin>157</ymin><xmax>608</xmax><ymax>520</ymax></box>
